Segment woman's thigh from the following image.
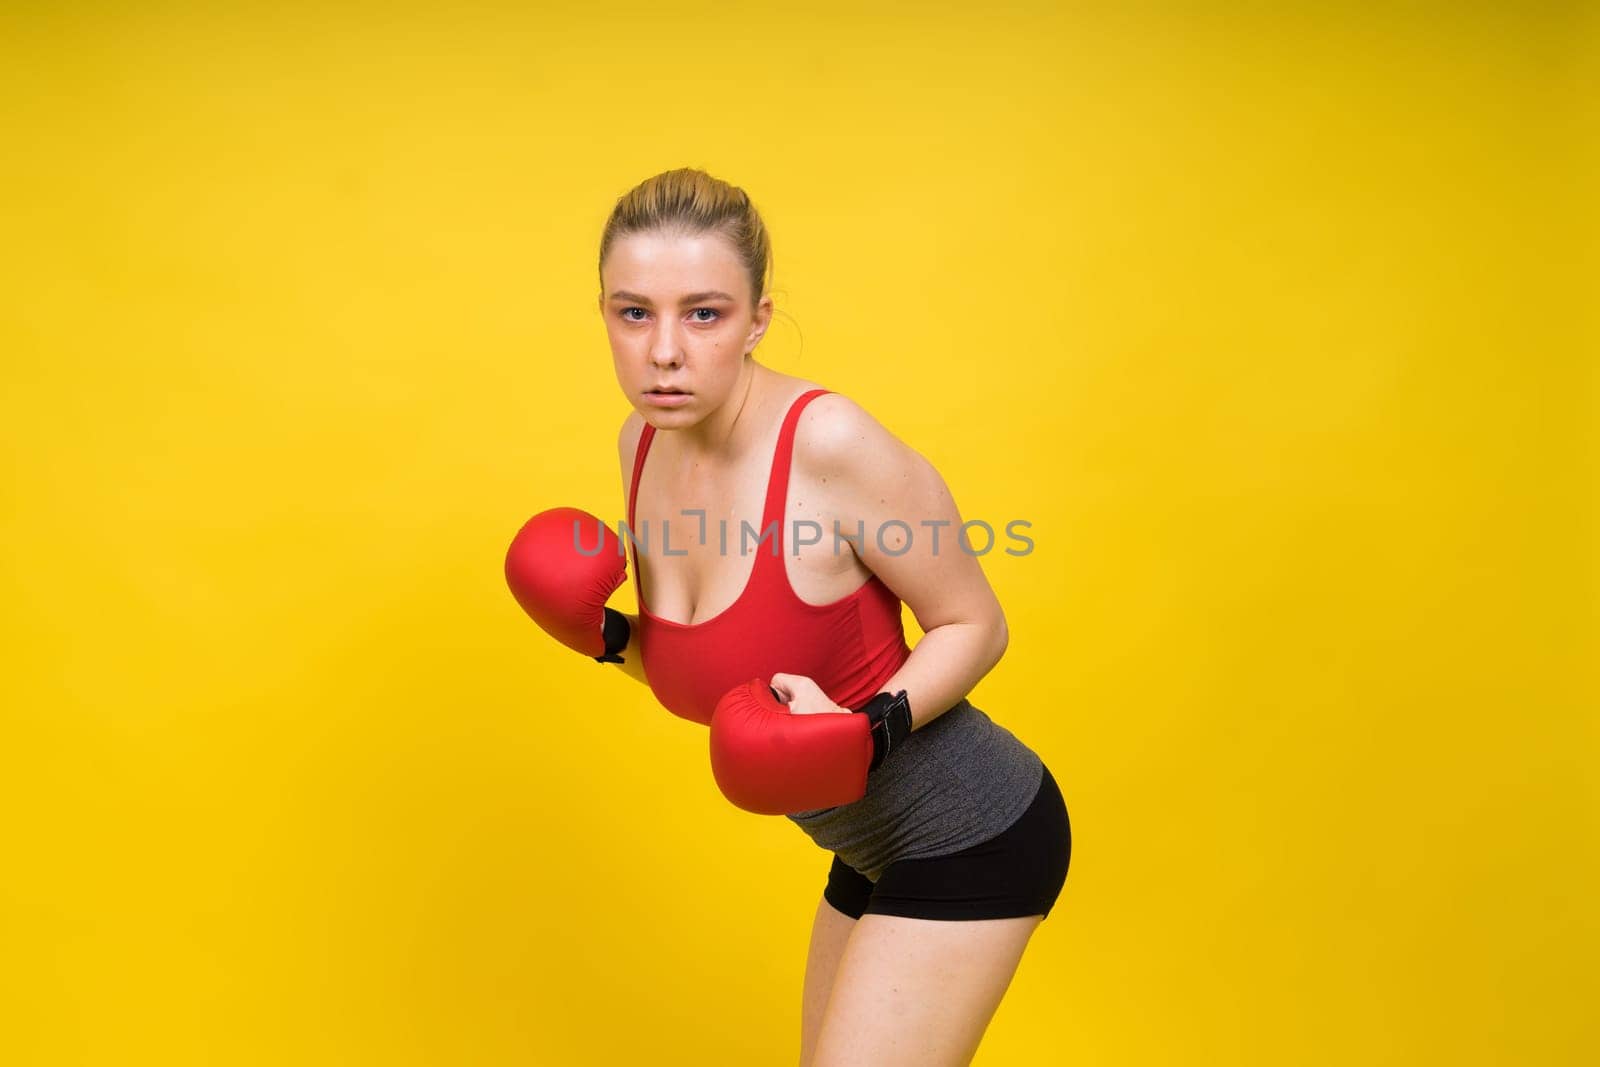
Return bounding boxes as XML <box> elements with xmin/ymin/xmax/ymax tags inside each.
<box><xmin>800</xmin><ymin>894</ymin><xmax>858</xmax><ymax>1067</ymax></box>
<box><xmin>811</xmin><ymin>912</ymin><xmax>1042</xmax><ymax>1067</ymax></box>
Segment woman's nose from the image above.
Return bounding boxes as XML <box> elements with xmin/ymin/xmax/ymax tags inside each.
<box><xmin>648</xmin><ymin>323</ymin><xmax>684</xmax><ymax>368</ymax></box>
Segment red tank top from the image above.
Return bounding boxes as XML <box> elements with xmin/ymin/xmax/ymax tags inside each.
<box><xmin>627</xmin><ymin>388</ymin><xmax>912</xmax><ymax>726</ymax></box>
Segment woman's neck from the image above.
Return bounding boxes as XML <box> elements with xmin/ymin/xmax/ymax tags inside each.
<box><xmin>671</xmin><ymin>360</ymin><xmax>777</xmax><ymax>464</ymax></box>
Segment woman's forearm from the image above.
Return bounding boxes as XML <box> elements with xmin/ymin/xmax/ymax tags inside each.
<box><xmin>874</xmin><ymin>614</ymin><xmax>1008</xmax><ymax>729</ymax></box>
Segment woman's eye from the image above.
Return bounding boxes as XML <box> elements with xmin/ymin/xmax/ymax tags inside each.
<box><xmin>619</xmin><ymin>307</ymin><xmax>716</xmax><ymax>323</ymax></box>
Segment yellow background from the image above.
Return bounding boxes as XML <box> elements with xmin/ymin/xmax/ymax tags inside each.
<box><xmin>2</xmin><ymin>2</ymin><xmax>1594</xmax><ymax>1064</ymax></box>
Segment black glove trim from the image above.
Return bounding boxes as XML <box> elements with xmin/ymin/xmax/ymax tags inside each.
<box><xmin>855</xmin><ymin>689</ymin><xmax>913</xmax><ymax>772</ymax></box>
<box><xmin>595</xmin><ymin>607</ymin><xmax>630</xmax><ymax>664</ymax></box>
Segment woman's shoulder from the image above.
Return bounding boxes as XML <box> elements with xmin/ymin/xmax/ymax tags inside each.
<box><xmin>617</xmin><ymin>407</ymin><xmax>647</xmax><ymax>452</ymax></box>
<box><xmin>791</xmin><ymin>387</ymin><xmax>907</xmax><ymax>476</ymax></box>
<box><xmin>616</xmin><ymin>409</ymin><xmax>648</xmax><ymax>492</ymax></box>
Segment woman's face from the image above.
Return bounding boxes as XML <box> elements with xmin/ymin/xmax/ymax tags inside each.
<box><xmin>598</xmin><ymin>229</ymin><xmax>773</xmax><ymax>429</ymax></box>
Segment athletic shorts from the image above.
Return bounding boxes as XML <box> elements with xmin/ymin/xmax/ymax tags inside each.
<box><xmin>822</xmin><ymin>762</ymin><xmax>1072</xmax><ymax>921</ymax></box>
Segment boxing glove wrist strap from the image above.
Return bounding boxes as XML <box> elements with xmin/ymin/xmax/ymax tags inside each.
<box><xmin>596</xmin><ymin>607</ymin><xmax>630</xmax><ymax>664</ymax></box>
<box><xmin>855</xmin><ymin>689</ymin><xmax>913</xmax><ymax>772</ymax></box>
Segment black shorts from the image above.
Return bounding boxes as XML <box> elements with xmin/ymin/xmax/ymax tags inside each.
<box><xmin>822</xmin><ymin>762</ymin><xmax>1072</xmax><ymax>922</ymax></box>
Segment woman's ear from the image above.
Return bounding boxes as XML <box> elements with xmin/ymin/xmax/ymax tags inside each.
<box><xmin>745</xmin><ymin>295</ymin><xmax>774</xmax><ymax>355</ymax></box>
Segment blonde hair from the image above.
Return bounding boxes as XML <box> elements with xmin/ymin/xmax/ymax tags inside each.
<box><xmin>598</xmin><ymin>167</ymin><xmax>773</xmax><ymax>309</ymax></box>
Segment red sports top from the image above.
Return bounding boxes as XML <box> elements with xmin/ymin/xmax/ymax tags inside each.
<box><xmin>627</xmin><ymin>388</ymin><xmax>912</xmax><ymax>726</ymax></box>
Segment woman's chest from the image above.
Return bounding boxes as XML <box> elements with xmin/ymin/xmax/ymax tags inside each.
<box><xmin>632</xmin><ymin>454</ymin><xmax>869</xmax><ymax>626</ymax></box>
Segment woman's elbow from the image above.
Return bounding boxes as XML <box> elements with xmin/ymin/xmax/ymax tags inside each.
<box><xmin>988</xmin><ymin>611</ymin><xmax>1009</xmax><ymax>668</ymax></box>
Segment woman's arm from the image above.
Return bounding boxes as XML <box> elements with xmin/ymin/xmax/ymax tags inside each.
<box><xmin>795</xmin><ymin>395</ymin><xmax>1009</xmax><ymax>728</ymax></box>
<box><xmin>609</xmin><ymin>411</ymin><xmax>651</xmax><ymax>687</ymax></box>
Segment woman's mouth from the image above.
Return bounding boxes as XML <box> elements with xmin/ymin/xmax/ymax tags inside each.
<box><xmin>644</xmin><ymin>389</ymin><xmax>692</xmax><ymax>408</ymax></box>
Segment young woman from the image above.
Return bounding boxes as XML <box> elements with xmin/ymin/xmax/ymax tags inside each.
<box><xmin>506</xmin><ymin>168</ymin><xmax>1070</xmax><ymax>1066</ymax></box>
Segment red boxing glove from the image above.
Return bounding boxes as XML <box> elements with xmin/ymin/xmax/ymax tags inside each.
<box><xmin>504</xmin><ymin>507</ymin><xmax>629</xmax><ymax>662</ymax></box>
<box><xmin>708</xmin><ymin>679</ymin><xmax>876</xmax><ymax>815</ymax></box>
